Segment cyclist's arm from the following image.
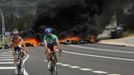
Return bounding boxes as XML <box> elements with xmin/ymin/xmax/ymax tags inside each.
<box><xmin>44</xmin><ymin>40</ymin><xmax>48</xmax><ymax>53</ymax></box>
<box><xmin>19</xmin><ymin>37</ymin><xmax>28</xmax><ymax>54</ymax></box>
<box><xmin>10</xmin><ymin>37</ymin><xmax>15</xmax><ymax>56</ymax></box>
<box><xmin>56</xmin><ymin>39</ymin><xmax>62</xmax><ymax>52</ymax></box>
<box><xmin>22</xmin><ymin>41</ymin><xmax>28</xmax><ymax>53</ymax></box>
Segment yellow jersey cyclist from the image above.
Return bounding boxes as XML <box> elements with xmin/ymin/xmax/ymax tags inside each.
<box><xmin>11</xmin><ymin>30</ymin><xmax>27</xmax><ymax>64</ymax></box>
<box><xmin>44</xmin><ymin>28</ymin><xmax>62</xmax><ymax>69</ymax></box>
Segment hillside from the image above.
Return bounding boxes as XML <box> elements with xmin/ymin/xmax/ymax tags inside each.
<box><xmin>0</xmin><ymin>0</ymin><xmax>39</xmax><ymax>15</ymax></box>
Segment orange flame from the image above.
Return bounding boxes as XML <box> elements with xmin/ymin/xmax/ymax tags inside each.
<box><xmin>88</xmin><ymin>35</ymin><xmax>96</xmax><ymax>43</ymax></box>
<box><xmin>59</xmin><ymin>36</ymin><xmax>80</xmax><ymax>43</ymax></box>
<box><xmin>23</xmin><ymin>37</ymin><xmax>40</xmax><ymax>47</ymax></box>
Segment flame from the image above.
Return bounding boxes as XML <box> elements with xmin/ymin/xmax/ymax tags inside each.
<box><xmin>88</xmin><ymin>35</ymin><xmax>96</xmax><ymax>43</ymax></box>
<box><xmin>59</xmin><ymin>36</ymin><xmax>80</xmax><ymax>43</ymax></box>
<box><xmin>23</xmin><ymin>37</ymin><xmax>40</xmax><ymax>47</ymax></box>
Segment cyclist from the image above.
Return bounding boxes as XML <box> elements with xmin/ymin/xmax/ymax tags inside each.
<box><xmin>43</xmin><ymin>28</ymin><xmax>62</xmax><ymax>69</ymax></box>
<box><xmin>11</xmin><ymin>30</ymin><xmax>27</xmax><ymax>64</ymax></box>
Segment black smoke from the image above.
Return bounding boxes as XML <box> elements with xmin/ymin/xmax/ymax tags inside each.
<box><xmin>117</xmin><ymin>0</ymin><xmax>134</xmax><ymax>31</ymax></box>
<box><xmin>33</xmin><ymin>0</ymin><xmax>118</xmax><ymax>38</ymax></box>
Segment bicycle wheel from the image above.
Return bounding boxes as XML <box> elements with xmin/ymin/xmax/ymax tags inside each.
<box><xmin>17</xmin><ymin>60</ymin><xmax>22</xmax><ymax>75</ymax></box>
<box><xmin>17</xmin><ymin>51</ymin><xmax>24</xmax><ymax>75</ymax></box>
<box><xmin>51</xmin><ymin>57</ymin><xmax>58</xmax><ymax>75</ymax></box>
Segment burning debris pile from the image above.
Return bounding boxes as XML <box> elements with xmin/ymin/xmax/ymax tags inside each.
<box><xmin>32</xmin><ymin>0</ymin><xmax>134</xmax><ymax>43</ymax></box>
<box><xmin>59</xmin><ymin>36</ymin><xmax>80</xmax><ymax>44</ymax></box>
<box><xmin>23</xmin><ymin>37</ymin><xmax>40</xmax><ymax>47</ymax></box>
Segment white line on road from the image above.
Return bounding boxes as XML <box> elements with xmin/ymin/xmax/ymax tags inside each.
<box><xmin>92</xmin><ymin>70</ymin><xmax>108</xmax><ymax>74</ymax></box>
<box><xmin>24</xmin><ymin>68</ymin><xmax>29</xmax><ymax>75</ymax></box>
<box><xmin>69</xmin><ymin>66</ymin><xmax>80</xmax><ymax>69</ymax></box>
<box><xmin>60</xmin><ymin>64</ymin><xmax>71</xmax><ymax>67</ymax></box>
<box><xmin>80</xmin><ymin>68</ymin><xmax>92</xmax><ymax>71</ymax></box>
<box><xmin>0</xmin><ymin>67</ymin><xmax>16</xmax><ymax>70</ymax></box>
<box><xmin>0</xmin><ymin>59</ymin><xmax>13</xmax><ymax>61</ymax></box>
<box><xmin>69</xmin><ymin>45</ymin><xmax>134</xmax><ymax>54</ymax></box>
<box><xmin>108</xmin><ymin>74</ymin><xmax>121</xmax><ymax>75</ymax></box>
<box><xmin>0</xmin><ymin>62</ymin><xmax>14</xmax><ymax>64</ymax></box>
<box><xmin>44</xmin><ymin>60</ymin><xmax>120</xmax><ymax>75</ymax></box>
<box><xmin>23</xmin><ymin>54</ymin><xmax>30</xmax><ymax>65</ymax></box>
<box><xmin>23</xmin><ymin>54</ymin><xmax>29</xmax><ymax>75</ymax></box>
<box><xmin>0</xmin><ymin>55</ymin><xmax>13</xmax><ymax>57</ymax></box>
<box><xmin>2</xmin><ymin>53</ymin><xmax>11</xmax><ymax>54</ymax></box>
<box><xmin>63</xmin><ymin>50</ymin><xmax>134</xmax><ymax>62</ymax></box>
<box><xmin>0</xmin><ymin>57</ymin><xmax>13</xmax><ymax>59</ymax></box>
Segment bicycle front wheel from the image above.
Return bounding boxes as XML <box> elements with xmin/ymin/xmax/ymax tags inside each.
<box><xmin>49</xmin><ymin>69</ymin><xmax>58</xmax><ymax>75</ymax></box>
<box><xmin>17</xmin><ymin>58</ymin><xmax>24</xmax><ymax>75</ymax></box>
<box><xmin>49</xmin><ymin>59</ymin><xmax>58</xmax><ymax>75</ymax></box>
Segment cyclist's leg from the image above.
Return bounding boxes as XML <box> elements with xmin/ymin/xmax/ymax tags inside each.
<box><xmin>47</xmin><ymin>47</ymin><xmax>51</xmax><ymax>70</ymax></box>
<box><xmin>53</xmin><ymin>46</ymin><xmax>57</xmax><ymax>63</ymax></box>
<box><xmin>19</xmin><ymin>47</ymin><xmax>25</xmax><ymax>58</ymax></box>
<box><xmin>47</xmin><ymin>47</ymin><xmax>51</xmax><ymax>62</ymax></box>
<box><xmin>12</xmin><ymin>47</ymin><xmax>18</xmax><ymax>64</ymax></box>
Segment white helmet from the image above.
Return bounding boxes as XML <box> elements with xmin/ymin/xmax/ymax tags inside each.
<box><xmin>13</xmin><ymin>29</ymin><xmax>19</xmax><ymax>34</ymax></box>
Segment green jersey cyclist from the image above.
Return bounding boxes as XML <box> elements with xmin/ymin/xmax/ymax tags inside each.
<box><xmin>43</xmin><ymin>28</ymin><xmax>62</xmax><ymax>69</ymax></box>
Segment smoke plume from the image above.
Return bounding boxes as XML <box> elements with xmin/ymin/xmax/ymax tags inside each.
<box><xmin>33</xmin><ymin>0</ymin><xmax>118</xmax><ymax>39</ymax></box>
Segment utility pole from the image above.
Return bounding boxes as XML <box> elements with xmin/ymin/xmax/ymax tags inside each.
<box><xmin>0</xmin><ymin>9</ymin><xmax>5</xmax><ymax>50</ymax></box>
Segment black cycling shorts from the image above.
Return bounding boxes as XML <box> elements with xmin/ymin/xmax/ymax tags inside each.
<box><xmin>14</xmin><ymin>46</ymin><xmax>21</xmax><ymax>52</ymax></box>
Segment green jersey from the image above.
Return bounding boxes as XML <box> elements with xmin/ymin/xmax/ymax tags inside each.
<box><xmin>43</xmin><ymin>34</ymin><xmax>58</xmax><ymax>46</ymax></box>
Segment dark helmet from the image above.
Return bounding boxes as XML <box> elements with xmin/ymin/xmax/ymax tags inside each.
<box><xmin>45</xmin><ymin>28</ymin><xmax>52</xmax><ymax>35</ymax></box>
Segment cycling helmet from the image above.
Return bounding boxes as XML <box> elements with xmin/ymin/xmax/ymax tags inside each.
<box><xmin>13</xmin><ymin>29</ymin><xmax>19</xmax><ymax>34</ymax></box>
<box><xmin>45</xmin><ymin>28</ymin><xmax>52</xmax><ymax>34</ymax></box>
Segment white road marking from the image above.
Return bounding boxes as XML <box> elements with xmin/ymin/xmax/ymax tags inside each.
<box><xmin>2</xmin><ymin>52</ymin><xmax>11</xmax><ymax>54</ymax></box>
<box><xmin>0</xmin><ymin>62</ymin><xmax>14</xmax><ymax>64</ymax></box>
<box><xmin>0</xmin><ymin>57</ymin><xmax>13</xmax><ymax>59</ymax></box>
<box><xmin>69</xmin><ymin>45</ymin><xmax>134</xmax><ymax>54</ymax></box>
<box><xmin>92</xmin><ymin>70</ymin><xmax>108</xmax><ymax>74</ymax></box>
<box><xmin>23</xmin><ymin>54</ymin><xmax>29</xmax><ymax>75</ymax></box>
<box><xmin>69</xmin><ymin>66</ymin><xmax>80</xmax><ymax>69</ymax></box>
<box><xmin>0</xmin><ymin>59</ymin><xmax>13</xmax><ymax>61</ymax></box>
<box><xmin>108</xmin><ymin>74</ymin><xmax>121</xmax><ymax>75</ymax></box>
<box><xmin>23</xmin><ymin>54</ymin><xmax>29</xmax><ymax>65</ymax></box>
<box><xmin>63</xmin><ymin>50</ymin><xmax>134</xmax><ymax>62</ymax></box>
<box><xmin>0</xmin><ymin>51</ymin><xmax>29</xmax><ymax>75</ymax></box>
<box><xmin>0</xmin><ymin>55</ymin><xmax>13</xmax><ymax>57</ymax></box>
<box><xmin>24</xmin><ymin>68</ymin><xmax>29</xmax><ymax>75</ymax></box>
<box><xmin>43</xmin><ymin>60</ymin><xmax>120</xmax><ymax>75</ymax></box>
<box><xmin>57</xmin><ymin>62</ymin><xmax>62</xmax><ymax>65</ymax></box>
<box><xmin>61</xmin><ymin>64</ymin><xmax>71</xmax><ymax>67</ymax></box>
<box><xmin>80</xmin><ymin>68</ymin><xmax>92</xmax><ymax>71</ymax></box>
<box><xmin>0</xmin><ymin>67</ymin><xmax>16</xmax><ymax>70</ymax></box>
<box><xmin>44</xmin><ymin>60</ymin><xmax>47</xmax><ymax>62</ymax></box>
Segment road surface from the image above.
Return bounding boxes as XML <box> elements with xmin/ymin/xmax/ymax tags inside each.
<box><xmin>0</xmin><ymin>44</ymin><xmax>134</xmax><ymax>75</ymax></box>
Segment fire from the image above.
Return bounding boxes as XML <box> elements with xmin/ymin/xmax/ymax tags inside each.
<box><xmin>88</xmin><ymin>35</ymin><xmax>96</xmax><ymax>43</ymax></box>
<box><xmin>59</xmin><ymin>36</ymin><xmax>80</xmax><ymax>43</ymax></box>
<box><xmin>23</xmin><ymin>37</ymin><xmax>40</xmax><ymax>47</ymax></box>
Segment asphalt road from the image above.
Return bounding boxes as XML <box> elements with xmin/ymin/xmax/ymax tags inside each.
<box><xmin>0</xmin><ymin>44</ymin><xmax>134</xmax><ymax>75</ymax></box>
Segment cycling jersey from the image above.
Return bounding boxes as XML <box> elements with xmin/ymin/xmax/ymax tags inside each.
<box><xmin>43</xmin><ymin>34</ymin><xmax>58</xmax><ymax>46</ymax></box>
<box><xmin>11</xmin><ymin>36</ymin><xmax>23</xmax><ymax>48</ymax></box>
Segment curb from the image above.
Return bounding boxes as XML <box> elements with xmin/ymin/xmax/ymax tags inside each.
<box><xmin>98</xmin><ymin>41</ymin><xmax>134</xmax><ymax>47</ymax></box>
